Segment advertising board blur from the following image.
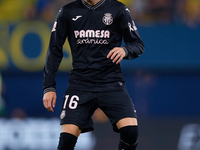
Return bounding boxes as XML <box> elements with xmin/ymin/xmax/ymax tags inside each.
<box><xmin>0</xmin><ymin>118</ymin><xmax>95</xmax><ymax>150</ymax></box>
<box><xmin>0</xmin><ymin>21</ymin><xmax>72</xmax><ymax>72</ymax></box>
<box><xmin>0</xmin><ymin>117</ymin><xmax>200</xmax><ymax>150</ymax></box>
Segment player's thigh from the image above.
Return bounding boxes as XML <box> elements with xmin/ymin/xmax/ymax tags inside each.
<box><xmin>60</xmin><ymin>90</ymin><xmax>98</xmax><ymax>133</ymax></box>
<box><xmin>61</xmin><ymin>124</ymin><xmax>82</xmax><ymax>137</ymax></box>
<box><xmin>116</xmin><ymin>117</ymin><xmax>138</xmax><ymax>129</ymax></box>
<box><xmin>99</xmin><ymin>88</ymin><xmax>137</xmax><ymax>132</ymax></box>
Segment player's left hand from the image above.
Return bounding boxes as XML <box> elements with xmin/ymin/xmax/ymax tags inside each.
<box><xmin>107</xmin><ymin>47</ymin><xmax>126</xmax><ymax>64</ymax></box>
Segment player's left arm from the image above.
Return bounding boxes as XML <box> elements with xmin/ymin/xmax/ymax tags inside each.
<box><xmin>119</xmin><ymin>6</ymin><xmax>145</xmax><ymax>60</ymax></box>
<box><xmin>107</xmin><ymin>6</ymin><xmax>144</xmax><ymax>64</ymax></box>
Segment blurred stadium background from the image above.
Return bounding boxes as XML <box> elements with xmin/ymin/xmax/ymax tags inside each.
<box><xmin>0</xmin><ymin>0</ymin><xmax>200</xmax><ymax>149</ymax></box>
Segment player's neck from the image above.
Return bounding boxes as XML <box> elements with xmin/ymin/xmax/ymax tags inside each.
<box><xmin>84</xmin><ymin>0</ymin><xmax>101</xmax><ymax>6</ymax></box>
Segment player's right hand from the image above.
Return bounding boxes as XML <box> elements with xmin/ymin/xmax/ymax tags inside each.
<box><xmin>43</xmin><ymin>91</ymin><xmax>57</xmax><ymax>112</ymax></box>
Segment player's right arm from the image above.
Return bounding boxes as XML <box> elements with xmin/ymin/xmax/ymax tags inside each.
<box><xmin>43</xmin><ymin>7</ymin><xmax>69</xmax><ymax>112</ymax></box>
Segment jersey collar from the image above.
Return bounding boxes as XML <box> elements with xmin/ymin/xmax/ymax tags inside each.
<box><xmin>81</xmin><ymin>0</ymin><xmax>106</xmax><ymax>10</ymax></box>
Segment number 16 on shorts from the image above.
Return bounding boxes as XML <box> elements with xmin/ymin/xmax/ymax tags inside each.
<box><xmin>63</xmin><ymin>95</ymin><xmax>79</xmax><ymax>110</ymax></box>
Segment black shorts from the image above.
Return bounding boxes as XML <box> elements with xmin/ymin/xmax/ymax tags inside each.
<box><xmin>60</xmin><ymin>87</ymin><xmax>137</xmax><ymax>133</ymax></box>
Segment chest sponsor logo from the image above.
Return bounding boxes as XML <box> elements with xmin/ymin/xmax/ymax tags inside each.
<box><xmin>102</xmin><ymin>13</ymin><xmax>113</xmax><ymax>25</ymax></box>
<box><xmin>74</xmin><ymin>30</ymin><xmax>110</xmax><ymax>44</ymax></box>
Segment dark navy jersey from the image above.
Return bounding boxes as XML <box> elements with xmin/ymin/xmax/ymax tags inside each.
<box><xmin>43</xmin><ymin>0</ymin><xmax>144</xmax><ymax>93</ymax></box>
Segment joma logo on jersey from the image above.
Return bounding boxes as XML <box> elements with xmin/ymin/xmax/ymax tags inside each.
<box><xmin>74</xmin><ymin>30</ymin><xmax>110</xmax><ymax>38</ymax></box>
